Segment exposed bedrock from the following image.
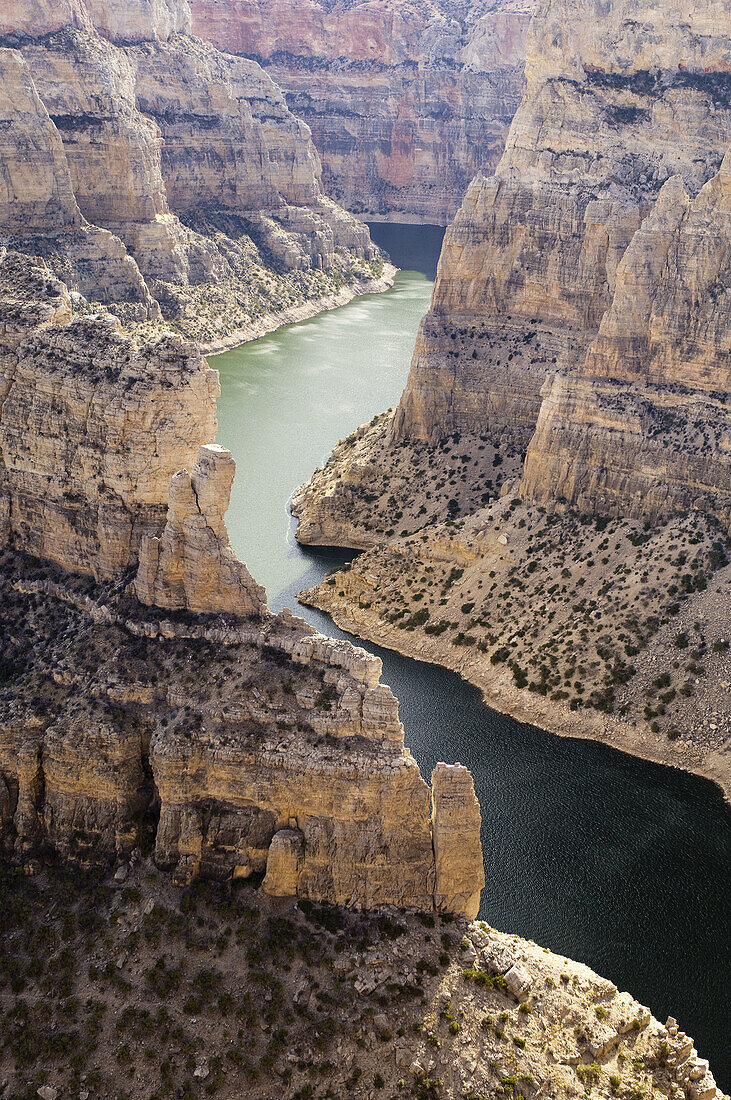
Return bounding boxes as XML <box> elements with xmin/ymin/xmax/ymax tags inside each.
<box><xmin>520</xmin><ymin>153</ymin><xmax>731</xmax><ymax>525</ymax></box>
<box><xmin>0</xmin><ymin>251</ymin><xmax>217</xmax><ymax>578</ymax></box>
<box><xmin>0</xmin><ymin>0</ymin><xmax>382</xmax><ymax>342</ymax></box>
<box><xmin>0</xmin><ymin>47</ymin><xmax>158</xmax><ymax>313</ymax></box>
<box><xmin>0</xmin><ymin>554</ymin><xmax>485</xmax><ymax>916</ymax></box>
<box><xmin>293</xmin><ymin>0</ymin><xmax>731</xmax><ymax>557</ymax></box>
<box><xmin>190</xmin><ymin>0</ymin><xmax>533</xmax><ymax>224</ymax></box>
<box><xmin>134</xmin><ymin>444</ymin><xmax>268</xmax><ymax>616</ymax></box>
<box><xmin>392</xmin><ymin>0</ymin><xmax>730</xmax><ymax>446</ymax></box>
<box><xmin>0</xmin><ymin>251</ymin><xmax>485</xmax><ymax>918</ymax></box>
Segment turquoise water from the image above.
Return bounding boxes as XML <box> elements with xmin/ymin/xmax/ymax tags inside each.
<box><xmin>214</xmin><ymin>225</ymin><xmax>731</xmax><ymax>1087</ymax></box>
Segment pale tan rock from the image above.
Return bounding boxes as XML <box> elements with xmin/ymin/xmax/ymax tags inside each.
<box><xmin>0</xmin><ymin>0</ymin><xmax>92</xmax><ymax>38</ymax></box>
<box><xmin>263</xmin><ymin>828</ymin><xmax>306</xmax><ymax>897</ymax></box>
<box><xmin>86</xmin><ymin>0</ymin><xmax>192</xmax><ymax>43</ymax></box>
<box><xmin>520</xmin><ymin>155</ymin><xmax>731</xmax><ymax>524</ymax></box>
<box><xmin>431</xmin><ymin>762</ymin><xmax>484</xmax><ymax>920</ymax></box>
<box><xmin>0</xmin><ymin>0</ymin><xmax>380</xmax><ymax>338</ymax></box>
<box><xmin>0</xmin><ymin>48</ymin><xmax>158</xmax><ymax>310</ymax></box>
<box><xmin>134</xmin><ymin>444</ymin><xmax>267</xmax><ymax>617</ymax></box>
<box><xmin>391</xmin><ymin>0</ymin><xmax>730</xmax><ymax>446</ymax></box>
<box><xmin>0</xmin><ymin>253</ymin><xmax>217</xmax><ymax>577</ymax></box>
<box><xmin>191</xmin><ymin>0</ymin><xmax>533</xmax><ymax>223</ymax></box>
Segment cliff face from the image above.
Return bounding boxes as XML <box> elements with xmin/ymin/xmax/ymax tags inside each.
<box><xmin>291</xmin><ymin>0</ymin><xmax>731</xmax><ymax>790</ymax></box>
<box><xmin>0</xmin><ymin>252</ymin><xmax>217</xmax><ymax>578</ymax></box>
<box><xmin>520</xmin><ymin>153</ymin><xmax>731</xmax><ymax>525</ymax></box>
<box><xmin>190</xmin><ymin>0</ymin><xmax>532</xmax><ymax>224</ymax></box>
<box><xmin>0</xmin><ymin>0</ymin><xmax>384</xmax><ymax>345</ymax></box>
<box><xmin>0</xmin><ymin>251</ymin><xmax>484</xmax><ymax>918</ymax></box>
<box><xmin>392</xmin><ymin>0</ymin><xmax>730</xmax><ymax>444</ymax></box>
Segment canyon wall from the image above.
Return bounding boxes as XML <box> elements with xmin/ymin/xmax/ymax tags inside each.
<box><xmin>0</xmin><ymin>249</ymin><xmax>484</xmax><ymax>917</ymax></box>
<box><xmin>392</xmin><ymin>0</ymin><xmax>730</xmax><ymax>448</ymax></box>
<box><xmin>290</xmin><ymin>0</ymin><xmax>731</xmax><ymax>784</ymax></box>
<box><xmin>0</xmin><ymin>0</ymin><xmax>383</xmax><ymax>345</ymax></box>
<box><xmin>190</xmin><ymin>0</ymin><xmax>533</xmax><ymax>224</ymax></box>
<box><xmin>521</xmin><ymin>154</ymin><xmax>731</xmax><ymax>524</ymax></box>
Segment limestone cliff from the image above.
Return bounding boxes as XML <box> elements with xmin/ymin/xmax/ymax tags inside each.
<box><xmin>0</xmin><ymin>0</ymin><xmax>386</xmax><ymax>346</ymax></box>
<box><xmin>134</xmin><ymin>444</ymin><xmax>268</xmax><ymax>616</ymax></box>
<box><xmin>191</xmin><ymin>0</ymin><xmax>532</xmax><ymax>224</ymax></box>
<box><xmin>291</xmin><ymin>0</ymin><xmax>731</xmax><ymax>795</ymax></box>
<box><xmin>0</xmin><ymin>252</ymin><xmax>485</xmax><ymax>918</ymax></box>
<box><xmin>392</xmin><ymin>0</ymin><xmax>730</xmax><ymax>444</ymax></box>
<box><xmin>520</xmin><ymin>153</ymin><xmax>731</xmax><ymax>525</ymax></box>
<box><xmin>0</xmin><ymin>251</ymin><xmax>217</xmax><ymax>578</ymax></box>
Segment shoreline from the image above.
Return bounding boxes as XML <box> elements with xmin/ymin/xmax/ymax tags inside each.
<box><xmin>200</xmin><ymin>263</ymin><xmax>397</xmax><ymax>355</ymax></box>
<box><xmin>298</xmin><ymin>591</ymin><xmax>731</xmax><ymax>806</ymax></box>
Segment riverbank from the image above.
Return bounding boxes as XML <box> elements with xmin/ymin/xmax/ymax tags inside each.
<box><xmin>299</xmin><ymin>585</ymin><xmax>731</xmax><ymax>805</ymax></box>
<box><xmin>296</xmin><ymin>494</ymin><xmax>731</xmax><ymax>805</ymax></box>
<box><xmin>200</xmin><ymin>263</ymin><xmax>397</xmax><ymax>354</ymax></box>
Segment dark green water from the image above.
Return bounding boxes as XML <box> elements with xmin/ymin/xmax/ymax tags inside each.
<box><xmin>214</xmin><ymin>224</ymin><xmax>731</xmax><ymax>1087</ymax></box>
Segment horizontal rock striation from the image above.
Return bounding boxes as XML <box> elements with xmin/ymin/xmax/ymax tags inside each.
<box><xmin>392</xmin><ymin>0</ymin><xmax>730</xmax><ymax>444</ymax></box>
<box><xmin>0</xmin><ymin>552</ymin><xmax>485</xmax><ymax>915</ymax></box>
<box><xmin>521</xmin><ymin>154</ymin><xmax>731</xmax><ymax>525</ymax></box>
<box><xmin>191</xmin><ymin>0</ymin><xmax>533</xmax><ymax>224</ymax></box>
<box><xmin>0</xmin><ymin>47</ymin><xmax>158</xmax><ymax>314</ymax></box>
<box><xmin>294</xmin><ymin>0</ymin><xmax>731</xmax><ymax>545</ymax></box>
<box><xmin>291</xmin><ymin>0</ymin><xmax>731</xmax><ymax>800</ymax></box>
<box><xmin>0</xmin><ymin>252</ymin><xmax>217</xmax><ymax>578</ymax></box>
<box><xmin>0</xmin><ymin>0</ymin><xmax>383</xmax><ymax>343</ymax></box>
<box><xmin>0</xmin><ymin>251</ymin><xmax>485</xmax><ymax>918</ymax></box>
<box><xmin>134</xmin><ymin>444</ymin><xmax>268</xmax><ymax>616</ymax></box>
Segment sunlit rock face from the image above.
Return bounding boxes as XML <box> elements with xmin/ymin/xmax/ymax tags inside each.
<box><xmin>0</xmin><ymin>251</ymin><xmax>217</xmax><ymax>578</ymax></box>
<box><xmin>0</xmin><ymin>0</ymin><xmax>379</xmax><ymax>337</ymax></box>
<box><xmin>0</xmin><ymin>250</ymin><xmax>485</xmax><ymax>920</ymax></box>
<box><xmin>520</xmin><ymin>153</ymin><xmax>731</xmax><ymax>526</ymax></box>
<box><xmin>392</xmin><ymin>0</ymin><xmax>730</xmax><ymax>449</ymax></box>
<box><xmin>190</xmin><ymin>0</ymin><xmax>534</xmax><ymax>224</ymax></box>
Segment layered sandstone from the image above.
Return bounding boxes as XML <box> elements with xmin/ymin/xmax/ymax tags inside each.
<box><xmin>521</xmin><ymin>154</ymin><xmax>731</xmax><ymax>525</ymax></box>
<box><xmin>191</xmin><ymin>0</ymin><xmax>532</xmax><ymax>224</ymax></box>
<box><xmin>392</xmin><ymin>0</ymin><xmax>730</xmax><ymax>444</ymax></box>
<box><xmin>0</xmin><ymin>48</ymin><xmax>157</xmax><ymax>313</ymax></box>
<box><xmin>294</xmin><ymin>0</ymin><xmax>731</xmax><ymax>531</ymax></box>
<box><xmin>291</xmin><ymin>0</ymin><xmax>731</xmax><ymax>798</ymax></box>
<box><xmin>0</xmin><ymin>252</ymin><xmax>484</xmax><ymax>918</ymax></box>
<box><xmin>0</xmin><ymin>548</ymin><xmax>485</xmax><ymax>915</ymax></box>
<box><xmin>134</xmin><ymin>444</ymin><xmax>267</xmax><ymax>616</ymax></box>
<box><xmin>0</xmin><ymin>0</ymin><xmax>385</xmax><ymax>344</ymax></box>
<box><xmin>0</xmin><ymin>252</ymin><xmax>217</xmax><ymax>578</ymax></box>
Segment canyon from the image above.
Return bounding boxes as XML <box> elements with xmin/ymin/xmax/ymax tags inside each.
<box><xmin>0</xmin><ymin>0</ymin><xmax>387</xmax><ymax>349</ymax></box>
<box><xmin>0</xmin><ymin>248</ymin><xmax>484</xmax><ymax>920</ymax></box>
<box><xmin>0</xmin><ymin>0</ymin><xmax>727</xmax><ymax>1095</ymax></box>
<box><xmin>292</xmin><ymin>0</ymin><xmax>731</xmax><ymax>793</ymax></box>
<box><xmin>191</xmin><ymin>0</ymin><xmax>533</xmax><ymax>224</ymax></box>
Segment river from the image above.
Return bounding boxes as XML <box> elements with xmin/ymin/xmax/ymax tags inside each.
<box><xmin>213</xmin><ymin>223</ymin><xmax>731</xmax><ymax>1087</ymax></box>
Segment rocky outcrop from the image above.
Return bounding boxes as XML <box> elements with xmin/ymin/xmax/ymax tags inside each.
<box><xmin>0</xmin><ymin>251</ymin><xmax>484</xmax><ymax>918</ymax></box>
<box><xmin>0</xmin><ymin>252</ymin><xmax>217</xmax><ymax>578</ymax></box>
<box><xmin>0</xmin><ymin>48</ymin><xmax>157</xmax><ymax>313</ymax></box>
<box><xmin>431</xmin><ymin>762</ymin><xmax>483</xmax><ymax>920</ymax></box>
<box><xmin>2</xmin><ymin>863</ymin><xmax>725</xmax><ymax>1100</ymax></box>
<box><xmin>294</xmin><ymin>0</ymin><xmax>731</xmax><ymax>538</ymax></box>
<box><xmin>520</xmin><ymin>154</ymin><xmax>731</xmax><ymax>525</ymax></box>
<box><xmin>291</xmin><ymin>0</ymin><xmax>731</xmax><ymax>803</ymax></box>
<box><xmin>391</xmin><ymin>0</ymin><xmax>730</xmax><ymax>444</ymax></box>
<box><xmin>135</xmin><ymin>444</ymin><xmax>267</xmax><ymax>616</ymax></box>
<box><xmin>0</xmin><ymin>0</ymin><xmax>384</xmax><ymax>344</ymax></box>
<box><xmin>0</xmin><ymin>550</ymin><xmax>485</xmax><ymax>915</ymax></box>
<box><xmin>191</xmin><ymin>0</ymin><xmax>533</xmax><ymax>224</ymax></box>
